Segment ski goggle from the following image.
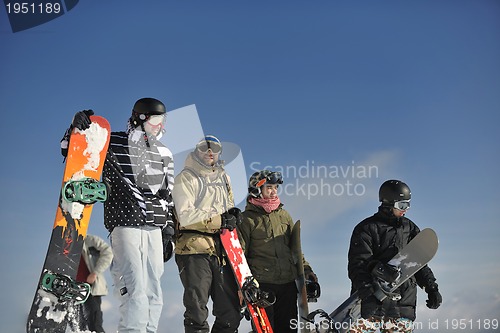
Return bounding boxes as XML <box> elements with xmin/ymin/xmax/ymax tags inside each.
<box><xmin>267</xmin><ymin>171</ymin><xmax>283</xmax><ymax>185</ymax></box>
<box><xmin>146</xmin><ymin>114</ymin><xmax>166</xmax><ymax>127</ymax></box>
<box><xmin>393</xmin><ymin>200</ymin><xmax>411</xmax><ymax>211</ymax></box>
<box><xmin>196</xmin><ymin>141</ymin><xmax>222</xmax><ymax>154</ymax></box>
<box><xmin>256</xmin><ymin>172</ymin><xmax>283</xmax><ymax>187</ymax></box>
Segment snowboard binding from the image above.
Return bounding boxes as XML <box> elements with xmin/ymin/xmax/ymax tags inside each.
<box><xmin>41</xmin><ymin>271</ymin><xmax>91</xmax><ymax>305</ymax></box>
<box><xmin>62</xmin><ymin>178</ymin><xmax>108</xmax><ymax>204</ymax></box>
<box><xmin>306</xmin><ymin>309</ymin><xmax>341</xmax><ymax>333</ymax></box>
<box><xmin>373</xmin><ymin>278</ymin><xmax>402</xmax><ymax>301</ymax></box>
<box><xmin>242</xmin><ymin>276</ymin><xmax>276</xmax><ymax>308</ymax></box>
<box><xmin>371</xmin><ymin>261</ymin><xmax>402</xmax><ymax>301</ymax></box>
<box><xmin>306</xmin><ymin>279</ymin><xmax>321</xmax><ymax>302</ymax></box>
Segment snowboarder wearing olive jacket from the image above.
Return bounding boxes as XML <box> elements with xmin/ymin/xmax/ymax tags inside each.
<box><xmin>238</xmin><ymin>170</ymin><xmax>318</xmax><ymax>333</ymax></box>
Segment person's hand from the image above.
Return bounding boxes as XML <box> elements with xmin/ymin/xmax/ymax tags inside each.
<box><xmin>221</xmin><ymin>207</ymin><xmax>242</xmax><ymax>231</ymax></box>
<box><xmin>426</xmin><ymin>284</ymin><xmax>442</xmax><ymax>309</ymax></box>
<box><xmin>162</xmin><ymin>225</ymin><xmax>175</xmax><ymax>262</ymax></box>
<box><xmin>221</xmin><ymin>212</ymin><xmax>237</xmax><ymax>231</ymax></box>
<box><xmin>72</xmin><ymin>110</ymin><xmax>94</xmax><ymax>130</ymax></box>
<box><xmin>227</xmin><ymin>207</ymin><xmax>242</xmax><ymax>224</ymax></box>
<box><xmin>86</xmin><ymin>272</ymin><xmax>97</xmax><ymax>284</ymax></box>
<box><xmin>304</xmin><ymin>266</ymin><xmax>318</xmax><ymax>283</ymax></box>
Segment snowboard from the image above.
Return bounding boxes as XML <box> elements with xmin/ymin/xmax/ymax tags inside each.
<box><xmin>220</xmin><ymin>228</ymin><xmax>275</xmax><ymax>333</ymax></box>
<box><xmin>308</xmin><ymin>228</ymin><xmax>439</xmax><ymax>333</ymax></box>
<box><xmin>27</xmin><ymin>116</ymin><xmax>110</xmax><ymax>333</ymax></box>
<box><xmin>291</xmin><ymin>220</ymin><xmax>311</xmax><ymax>332</ymax></box>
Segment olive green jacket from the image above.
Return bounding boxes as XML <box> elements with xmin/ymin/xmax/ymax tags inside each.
<box><xmin>172</xmin><ymin>152</ymin><xmax>233</xmax><ymax>256</ymax></box>
<box><xmin>238</xmin><ymin>201</ymin><xmax>311</xmax><ymax>285</ymax></box>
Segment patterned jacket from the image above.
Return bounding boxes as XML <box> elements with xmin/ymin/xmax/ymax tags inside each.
<box><xmin>103</xmin><ymin>129</ymin><xmax>174</xmax><ymax>232</ymax></box>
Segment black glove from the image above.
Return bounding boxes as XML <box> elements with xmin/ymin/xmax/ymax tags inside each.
<box><xmin>221</xmin><ymin>213</ymin><xmax>237</xmax><ymax>231</ymax></box>
<box><xmin>162</xmin><ymin>224</ymin><xmax>175</xmax><ymax>262</ymax></box>
<box><xmin>425</xmin><ymin>284</ymin><xmax>442</xmax><ymax>309</ymax></box>
<box><xmin>72</xmin><ymin>110</ymin><xmax>94</xmax><ymax>130</ymax></box>
<box><xmin>157</xmin><ymin>188</ymin><xmax>173</xmax><ymax>202</ymax></box>
<box><xmin>227</xmin><ymin>207</ymin><xmax>243</xmax><ymax>224</ymax></box>
<box><xmin>221</xmin><ymin>207</ymin><xmax>242</xmax><ymax>231</ymax></box>
<box><xmin>371</xmin><ymin>261</ymin><xmax>401</xmax><ymax>284</ymax></box>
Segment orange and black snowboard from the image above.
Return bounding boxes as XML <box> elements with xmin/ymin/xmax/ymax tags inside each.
<box><xmin>27</xmin><ymin>116</ymin><xmax>110</xmax><ymax>333</ymax></box>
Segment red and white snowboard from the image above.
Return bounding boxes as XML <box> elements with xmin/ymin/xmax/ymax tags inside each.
<box><xmin>220</xmin><ymin>229</ymin><xmax>274</xmax><ymax>333</ymax></box>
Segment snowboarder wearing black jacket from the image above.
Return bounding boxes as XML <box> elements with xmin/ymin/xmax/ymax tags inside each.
<box><xmin>348</xmin><ymin>180</ymin><xmax>442</xmax><ymax>333</ymax></box>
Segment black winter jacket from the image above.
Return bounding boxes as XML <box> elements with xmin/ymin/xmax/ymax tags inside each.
<box><xmin>348</xmin><ymin>206</ymin><xmax>437</xmax><ymax>320</ymax></box>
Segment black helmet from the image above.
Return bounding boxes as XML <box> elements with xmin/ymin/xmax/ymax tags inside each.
<box><xmin>379</xmin><ymin>180</ymin><xmax>411</xmax><ymax>204</ymax></box>
<box><xmin>133</xmin><ymin>97</ymin><xmax>166</xmax><ymax>115</ymax></box>
<box><xmin>131</xmin><ymin>97</ymin><xmax>166</xmax><ymax>126</ymax></box>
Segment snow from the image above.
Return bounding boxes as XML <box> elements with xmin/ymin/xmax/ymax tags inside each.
<box><xmin>77</xmin><ymin>122</ymin><xmax>109</xmax><ymax>172</ymax></box>
<box><xmin>33</xmin><ymin>289</ymin><xmax>101</xmax><ymax>333</ymax></box>
<box><xmin>388</xmin><ymin>253</ymin><xmax>407</xmax><ymax>267</ymax></box>
<box><xmin>403</xmin><ymin>261</ymin><xmax>420</xmax><ymax>268</ymax></box>
<box><xmin>36</xmin><ymin>290</ymin><xmax>66</xmax><ymax>323</ymax></box>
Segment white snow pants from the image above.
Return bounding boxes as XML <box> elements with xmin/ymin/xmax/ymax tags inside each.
<box><xmin>110</xmin><ymin>225</ymin><xmax>164</xmax><ymax>333</ymax></box>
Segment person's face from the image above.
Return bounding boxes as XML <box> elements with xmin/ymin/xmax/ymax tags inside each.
<box><xmin>392</xmin><ymin>207</ymin><xmax>407</xmax><ymax>217</ymax></box>
<box><xmin>261</xmin><ymin>184</ymin><xmax>278</xmax><ymax>199</ymax></box>
<box><xmin>196</xmin><ymin>142</ymin><xmax>221</xmax><ymax>166</ymax></box>
<box><xmin>392</xmin><ymin>200</ymin><xmax>410</xmax><ymax>217</ymax></box>
<box><xmin>143</xmin><ymin>114</ymin><xmax>165</xmax><ymax>137</ymax></box>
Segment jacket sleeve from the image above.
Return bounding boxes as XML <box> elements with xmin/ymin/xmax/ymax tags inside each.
<box><xmin>237</xmin><ymin>212</ymin><xmax>253</xmax><ymax>255</ymax></box>
<box><xmin>85</xmin><ymin>235</ymin><xmax>113</xmax><ymax>275</ymax></box>
<box><xmin>348</xmin><ymin>223</ymin><xmax>375</xmax><ymax>290</ymax></box>
<box><xmin>60</xmin><ymin>126</ymin><xmax>73</xmax><ymax>157</ymax></box>
<box><xmin>161</xmin><ymin>147</ymin><xmax>175</xmax><ymax>192</ymax></box>
<box><xmin>415</xmin><ymin>264</ymin><xmax>438</xmax><ymax>289</ymax></box>
<box><xmin>303</xmin><ymin>256</ymin><xmax>314</xmax><ymax>274</ymax></box>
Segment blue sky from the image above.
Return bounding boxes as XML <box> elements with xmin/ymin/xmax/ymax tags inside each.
<box><xmin>1</xmin><ymin>1</ymin><xmax>499</xmax><ymax>332</ymax></box>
